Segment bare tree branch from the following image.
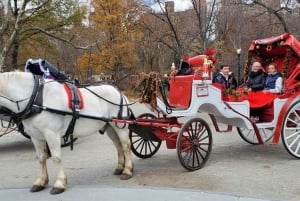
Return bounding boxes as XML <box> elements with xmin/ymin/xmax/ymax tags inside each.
<box><xmin>251</xmin><ymin>0</ymin><xmax>289</xmax><ymax>32</ymax></box>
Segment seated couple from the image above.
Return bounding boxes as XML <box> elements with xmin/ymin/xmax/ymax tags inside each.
<box><xmin>246</xmin><ymin>61</ymin><xmax>282</xmax><ymax>93</ymax></box>
<box><xmin>245</xmin><ymin>61</ymin><xmax>283</xmax><ymax>122</ymax></box>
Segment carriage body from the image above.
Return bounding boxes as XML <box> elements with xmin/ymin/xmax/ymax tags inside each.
<box><xmin>130</xmin><ymin>33</ymin><xmax>300</xmax><ymax>170</ymax></box>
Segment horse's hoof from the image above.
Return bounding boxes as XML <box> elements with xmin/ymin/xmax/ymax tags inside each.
<box><xmin>30</xmin><ymin>185</ymin><xmax>46</xmax><ymax>192</ymax></box>
<box><xmin>50</xmin><ymin>187</ymin><xmax>65</xmax><ymax>195</ymax></box>
<box><xmin>113</xmin><ymin>168</ymin><xmax>123</xmax><ymax>175</ymax></box>
<box><xmin>120</xmin><ymin>173</ymin><xmax>132</xmax><ymax>180</ymax></box>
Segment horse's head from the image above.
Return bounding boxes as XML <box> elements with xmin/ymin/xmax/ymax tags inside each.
<box><xmin>0</xmin><ymin>72</ymin><xmax>35</xmax><ymax>113</ymax></box>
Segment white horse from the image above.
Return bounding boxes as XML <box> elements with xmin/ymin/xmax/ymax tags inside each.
<box><xmin>0</xmin><ymin>72</ymin><xmax>133</xmax><ymax>194</ymax></box>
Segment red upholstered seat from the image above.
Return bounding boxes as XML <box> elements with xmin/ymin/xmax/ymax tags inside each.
<box><xmin>169</xmin><ymin>75</ymin><xmax>194</xmax><ymax>108</ymax></box>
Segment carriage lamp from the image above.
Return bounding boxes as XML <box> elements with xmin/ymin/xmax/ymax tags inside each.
<box><xmin>236</xmin><ymin>48</ymin><xmax>242</xmax><ymax>85</ymax></box>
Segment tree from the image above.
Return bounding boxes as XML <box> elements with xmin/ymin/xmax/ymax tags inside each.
<box><xmin>190</xmin><ymin>0</ymin><xmax>220</xmax><ymax>53</ymax></box>
<box><xmin>77</xmin><ymin>0</ymin><xmax>144</xmax><ymax>85</ymax></box>
<box><xmin>0</xmin><ymin>0</ymin><xmax>85</xmax><ymax>71</ymax></box>
<box><xmin>139</xmin><ymin>0</ymin><xmax>220</xmax><ymax>73</ymax></box>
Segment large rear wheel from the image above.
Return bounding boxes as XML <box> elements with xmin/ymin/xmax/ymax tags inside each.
<box><xmin>281</xmin><ymin>100</ymin><xmax>300</xmax><ymax>158</ymax></box>
<box><xmin>177</xmin><ymin>118</ymin><xmax>212</xmax><ymax>171</ymax></box>
<box><xmin>237</xmin><ymin>127</ymin><xmax>274</xmax><ymax>145</ymax></box>
<box><xmin>129</xmin><ymin>113</ymin><xmax>162</xmax><ymax>159</ymax></box>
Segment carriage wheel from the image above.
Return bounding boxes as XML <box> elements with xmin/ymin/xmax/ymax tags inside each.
<box><xmin>237</xmin><ymin>127</ymin><xmax>274</xmax><ymax>145</ymax></box>
<box><xmin>129</xmin><ymin>113</ymin><xmax>162</xmax><ymax>159</ymax></box>
<box><xmin>177</xmin><ymin>117</ymin><xmax>212</xmax><ymax>171</ymax></box>
<box><xmin>281</xmin><ymin>100</ymin><xmax>300</xmax><ymax>158</ymax></box>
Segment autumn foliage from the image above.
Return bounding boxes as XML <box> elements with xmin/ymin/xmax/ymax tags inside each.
<box><xmin>76</xmin><ymin>0</ymin><xmax>144</xmax><ymax>84</ymax></box>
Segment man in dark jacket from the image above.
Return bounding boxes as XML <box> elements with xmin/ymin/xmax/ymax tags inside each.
<box><xmin>246</xmin><ymin>61</ymin><xmax>266</xmax><ymax>92</ymax></box>
<box><xmin>213</xmin><ymin>65</ymin><xmax>237</xmax><ymax>89</ymax></box>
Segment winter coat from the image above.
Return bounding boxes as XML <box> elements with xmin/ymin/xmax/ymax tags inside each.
<box><xmin>264</xmin><ymin>72</ymin><xmax>282</xmax><ymax>91</ymax></box>
<box><xmin>246</xmin><ymin>69</ymin><xmax>266</xmax><ymax>91</ymax></box>
<box><xmin>213</xmin><ymin>72</ymin><xmax>237</xmax><ymax>89</ymax></box>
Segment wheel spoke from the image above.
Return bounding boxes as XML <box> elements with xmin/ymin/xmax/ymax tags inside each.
<box><xmin>148</xmin><ymin>141</ymin><xmax>154</xmax><ymax>153</ymax></box>
<box><xmin>198</xmin><ymin>134</ymin><xmax>209</xmax><ymax>142</ymax></box>
<box><xmin>132</xmin><ymin>137</ymin><xmax>143</xmax><ymax>144</ymax></box>
<box><xmin>149</xmin><ymin>140</ymin><xmax>156</xmax><ymax>149</ymax></box>
<box><xmin>134</xmin><ymin>138</ymin><xmax>144</xmax><ymax>150</ymax></box>
<box><xmin>285</xmin><ymin>130</ymin><xmax>300</xmax><ymax>140</ymax></box>
<box><xmin>195</xmin><ymin>128</ymin><xmax>206</xmax><ymax>140</ymax></box>
<box><xmin>196</xmin><ymin>147</ymin><xmax>205</xmax><ymax>160</ymax></box>
<box><xmin>288</xmin><ymin>135</ymin><xmax>300</xmax><ymax>149</ymax></box>
<box><xmin>295</xmin><ymin>141</ymin><xmax>300</xmax><ymax>154</ymax></box>
<box><xmin>285</xmin><ymin>127</ymin><xmax>300</xmax><ymax>130</ymax></box>
<box><xmin>186</xmin><ymin>125</ymin><xmax>194</xmax><ymax>138</ymax></box>
<box><xmin>292</xmin><ymin>109</ymin><xmax>300</xmax><ymax>119</ymax></box>
<box><xmin>140</xmin><ymin>140</ymin><xmax>146</xmax><ymax>154</ymax></box>
<box><xmin>287</xmin><ymin>117</ymin><xmax>298</xmax><ymax>126</ymax></box>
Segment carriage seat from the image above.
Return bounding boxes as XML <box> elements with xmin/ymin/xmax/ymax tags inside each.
<box><xmin>168</xmin><ymin>75</ymin><xmax>204</xmax><ymax>108</ymax></box>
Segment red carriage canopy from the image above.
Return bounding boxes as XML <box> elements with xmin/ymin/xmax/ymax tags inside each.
<box><xmin>247</xmin><ymin>33</ymin><xmax>300</xmax><ymax>89</ymax></box>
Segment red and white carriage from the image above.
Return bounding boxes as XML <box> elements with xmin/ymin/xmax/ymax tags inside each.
<box><xmin>1</xmin><ymin>33</ymin><xmax>299</xmax><ymax>172</ymax></box>
<box><xmin>127</xmin><ymin>33</ymin><xmax>300</xmax><ymax>170</ymax></box>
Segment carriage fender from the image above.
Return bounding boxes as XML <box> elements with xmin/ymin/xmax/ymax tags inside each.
<box><xmin>272</xmin><ymin>93</ymin><xmax>300</xmax><ymax>144</ymax></box>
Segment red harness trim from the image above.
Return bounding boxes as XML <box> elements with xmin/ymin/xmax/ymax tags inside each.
<box><xmin>63</xmin><ymin>83</ymin><xmax>84</xmax><ymax>109</ymax></box>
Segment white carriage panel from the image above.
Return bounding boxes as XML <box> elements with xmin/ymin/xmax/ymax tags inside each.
<box><xmin>213</xmin><ymin>115</ymin><xmax>252</xmax><ymax>129</ymax></box>
<box><xmin>256</xmin><ymin>98</ymin><xmax>287</xmax><ymax>129</ymax></box>
<box><xmin>156</xmin><ymin>82</ymin><xmax>221</xmax><ymax>117</ymax></box>
<box><xmin>273</xmin><ymin>98</ymin><xmax>287</xmax><ymax>121</ymax></box>
<box><xmin>226</xmin><ymin>101</ymin><xmax>250</xmax><ymax>117</ymax></box>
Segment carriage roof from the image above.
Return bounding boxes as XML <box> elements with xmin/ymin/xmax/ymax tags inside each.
<box><xmin>247</xmin><ymin>33</ymin><xmax>300</xmax><ymax>70</ymax></box>
<box><xmin>245</xmin><ymin>33</ymin><xmax>300</xmax><ymax>89</ymax></box>
<box><xmin>249</xmin><ymin>33</ymin><xmax>300</xmax><ymax>57</ymax></box>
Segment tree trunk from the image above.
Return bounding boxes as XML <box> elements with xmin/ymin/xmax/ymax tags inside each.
<box><xmin>11</xmin><ymin>40</ymin><xmax>19</xmax><ymax>70</ymax></box>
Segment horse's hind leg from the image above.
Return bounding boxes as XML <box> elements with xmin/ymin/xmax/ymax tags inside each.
<box><xmin>106</xmin><ymin>124</ymin><xmax>133</xmax><ymax>180</ymax></box>
<box><xmin>30</xmin><ymin>138</ymin><xmax>50</xmax><ymax>192</ymax></box>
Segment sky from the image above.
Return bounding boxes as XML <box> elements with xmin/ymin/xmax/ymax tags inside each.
<box><xmin>149</xmin><ymin>0</ymin><xmax>193</xmax><ymax>12</ymax></box>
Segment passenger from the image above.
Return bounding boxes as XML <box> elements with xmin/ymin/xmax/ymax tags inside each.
<box><xmin>213</xmin><ymin>65</ymin><xmax>237</xmax><ymax>89</ymax></box>
<box><xmin>246</xmin><ymin>61</ymin><xmax>266</xmax><ymax>92</ymax></box>
<box><xmin>264</xmin><ymin>63</ymin><xmax>282</xmax><ymax>93</ymax></box>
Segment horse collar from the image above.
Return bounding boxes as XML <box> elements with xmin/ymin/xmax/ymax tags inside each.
<box><xmin>15</xmin><ymin>75</ymin><xmax>43</xmax><ymax>118</ymax></box>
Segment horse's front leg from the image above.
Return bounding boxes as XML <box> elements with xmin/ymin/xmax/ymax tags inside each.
<box><xmin>44</xmin><ymin>133</ymin><xmax>67</xmax><ymax>194</ymax></box>
<box><xmin>30</xmin><ymin>138</ymin><xmax>50</xmax><ymax>192</ymax></box>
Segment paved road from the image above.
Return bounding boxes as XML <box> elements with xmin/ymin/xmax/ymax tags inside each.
<box><xmin>0</xmin><ymin>103</ymin><xmax>299</xmax><ymax>201</ymax></box>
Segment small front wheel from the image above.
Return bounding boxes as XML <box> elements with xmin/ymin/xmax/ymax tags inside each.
<box><xmin>129</xmin><ymin>113</ymin><xmax>162</xmax><ymax>159</ymax></box>
<box><xmin>177</xmin><ymin>117</ymin><xmax>212</xmax><ymax>171</ymax></box>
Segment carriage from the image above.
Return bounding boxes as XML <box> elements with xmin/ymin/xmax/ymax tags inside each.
<box><xmin>0</xmin><ymin>33</ymin><xmax>299</xmax><ymax>194</ymax></box>
<box><xmin>124</xmin><ymin>32</ymin><xmax>300</xmax><ymax>170</ymax></box>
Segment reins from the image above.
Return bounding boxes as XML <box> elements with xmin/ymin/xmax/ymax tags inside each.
<box><xmin>83</xmin><ymin>86</ymin><xmax>137</xmax><ymax>107</ymax></box>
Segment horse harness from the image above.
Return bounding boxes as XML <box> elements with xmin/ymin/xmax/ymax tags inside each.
<box><xmin>0</xmin><ymin>75</ymin><xmax>129</xmax><ymax>150</ymax></box>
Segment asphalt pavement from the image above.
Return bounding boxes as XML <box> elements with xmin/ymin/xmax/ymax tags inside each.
<box><xmin>0</xmin><ymin>185</ymin><xmax>275</xmax><ymax>201</ymax></box>
<box><xmin>0</xmin><ymin>103</ymin><xmax>297</xmax><ymax>201</ymax></box>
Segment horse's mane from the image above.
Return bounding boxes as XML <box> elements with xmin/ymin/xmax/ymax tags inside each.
<box><xmin>0</xmin><ymin>72</ymin><xmax>33</xmax><ymax>89</ymax></box>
